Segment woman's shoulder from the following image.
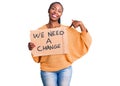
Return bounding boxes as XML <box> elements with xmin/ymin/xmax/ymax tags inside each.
<box><xmin>37</xmin><ymin>24</ymin><xmax>47</xmax><ymax>30</ymax></box>
<box><xmin>60</xmin><ymin>24</ymin><xmax>71</xmax><ymax>31</ymax></box>
<box><xmin>61</xmin><ymin>24</ymin><xmax>76</xmax><ymax>31</ymax></box>
<box><xmin>36</xmin><ymin>24</ymin><xmax>70</xmax><ymax>30</ymax></box>
<box><xmin>61</xmin><ymin>24</ymin><xmax>68</xmax><ymax>28</ymax></box>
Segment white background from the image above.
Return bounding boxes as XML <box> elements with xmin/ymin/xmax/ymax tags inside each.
<box><xmin>0</xmin><ymin>0</ymin><xmax>120</xmax><ymax>86</ymax></box>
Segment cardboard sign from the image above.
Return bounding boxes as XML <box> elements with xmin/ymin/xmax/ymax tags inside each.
<box><xmin>30</xmin><ymin>27</ymin><xmax>68</xmax><ymax>56</ymax></box>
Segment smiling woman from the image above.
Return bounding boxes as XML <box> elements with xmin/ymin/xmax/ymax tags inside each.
<box><xmin>28</xmin><ymin>1</ymin><xmax>92</xmax><ymax>86</ymax></box>
<box><xmin>48</xmin><ymin>2</ymin><xmax>63</xmax><ymax>24</ymax></box>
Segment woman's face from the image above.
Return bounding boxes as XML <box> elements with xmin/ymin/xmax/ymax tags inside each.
<box><xmin>49</xmin><ymin>3</ymin><xmax>63</xmax><ymax>22</ymax></box>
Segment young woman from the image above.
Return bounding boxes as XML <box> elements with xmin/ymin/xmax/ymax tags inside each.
<box><xmin>28</xmin><ymin>2</ymin><xmax>92</xmax><ymax>86</ymax></box>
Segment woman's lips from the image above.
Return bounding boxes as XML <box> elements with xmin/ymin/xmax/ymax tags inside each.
<box><xmin>52</xmin><ymin>14</ymin><xmax>57</xmax><ymax>18</ymax></box>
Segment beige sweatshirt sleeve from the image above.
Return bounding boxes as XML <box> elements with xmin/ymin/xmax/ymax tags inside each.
<box><xmin>31</xmin><ymin>54</ymin><xmax>41</xmax><ymax>63</ymax></box>
<box><xmin>67</xmin><ymin>27</ymin><xmax>92</xmax><ymax>61</ymax></box>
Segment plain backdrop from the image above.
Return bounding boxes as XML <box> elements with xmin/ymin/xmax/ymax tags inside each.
<box><xmin>0</xmin><ymin>0</ymin><xmax>120</xmax><ymax>86</ymax></box>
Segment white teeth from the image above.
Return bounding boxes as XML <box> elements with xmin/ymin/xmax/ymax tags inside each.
<box><xmin>52</xmin><ymin>15</ymin><xmax>57</xmax><ymax>18</ymax></box>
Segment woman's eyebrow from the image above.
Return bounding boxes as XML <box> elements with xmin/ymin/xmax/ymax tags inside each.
<box><xmin>51</xmin><ymin>5</ymin><xmax>62</xmax><ymax>10</ymax></box>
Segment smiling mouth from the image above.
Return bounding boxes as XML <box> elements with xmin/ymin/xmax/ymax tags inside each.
<box><xmin>51</xmin><ymin>14</ymin><xmax>57</xmax><ymax>18</ymax></box>
<box><xmin>52</xmin><ymin>15</ymin><xmax>57</xmax><ymax>18</ymax></box>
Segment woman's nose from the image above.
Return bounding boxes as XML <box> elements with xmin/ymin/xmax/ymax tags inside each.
<box><xmin>54</xmin><ymin>10</ymin><xmax>58</xmax><ymax>14</ymax></box>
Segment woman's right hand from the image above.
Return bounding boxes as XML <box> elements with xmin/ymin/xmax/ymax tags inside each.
<box><xmin>28</xmin><ymin>42</ymin><xmax>35</xmax><ymax>50</ymax></box>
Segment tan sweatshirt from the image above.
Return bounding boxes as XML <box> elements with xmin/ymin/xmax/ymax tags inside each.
<box><xmin>31</xmin><ymin>25</ymin><xmax>92</xmax><ymax>72</ymax></box>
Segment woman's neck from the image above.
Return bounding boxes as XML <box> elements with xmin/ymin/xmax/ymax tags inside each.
<box><xmin>47</xmin><ymin>21</ymin><xmax>61</xmax><ymax>28</ymax></box>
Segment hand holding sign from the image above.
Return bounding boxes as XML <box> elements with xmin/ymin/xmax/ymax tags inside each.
<box><xmin>28</xmin><ymin>42</ymin><xmax>36</xmax><ymax>50</ymax></box>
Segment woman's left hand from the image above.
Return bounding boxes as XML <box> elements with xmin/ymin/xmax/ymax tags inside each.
<box><xmin>70</xmin><ymin>20</ymin><xmax>81</xmax><ymax>28</ymax></box>
<box><xmin>70</xmin><ymin>20</ymin><xmax>87</xmax><ymax>32</ymax></box>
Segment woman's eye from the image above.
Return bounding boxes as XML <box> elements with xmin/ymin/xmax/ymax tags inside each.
<box><xmin>58</xmin><ymin>10</ymin><xmax>62</xmax><ymax>13</ymax></box>
<box><xmin>51</xmin><ymin>7</ymin><xmax>55</xmax><ymax>10</ymax></box>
